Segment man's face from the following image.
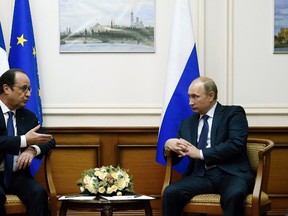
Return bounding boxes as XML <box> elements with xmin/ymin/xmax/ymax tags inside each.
<box><xmin>6</xmin><ymin>72</ymin><xmax>31</xmax><ymax>110</ymax></box>
<box><xmin>188</xmin><ymin>81</ymin><xmax>214</xmax><ymax>115</ymax></box>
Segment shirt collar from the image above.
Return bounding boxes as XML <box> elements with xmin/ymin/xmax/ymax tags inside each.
<box><xmin>0</xmin><ymin>99</ymin><xmax>16</xmax><ymax>115</ymax></box>
<box><xmin>201</xmin><ymin>101</ymin><xmax>217</xmax><ymax>119</ymax></box>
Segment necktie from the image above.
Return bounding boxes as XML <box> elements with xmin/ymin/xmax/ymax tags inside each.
<box><xmin>192</xmin><ymin>115</ymin><xmax>209</xmax><ymax>176</ymax></box>
<box><xmin>4</xmin><ymin>111</ymin><xmax>15</xmax><ymax>188</ymax></box>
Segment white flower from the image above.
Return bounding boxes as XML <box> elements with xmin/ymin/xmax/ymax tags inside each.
<box><xmin>95</xmin><ymin>170</ymin><xmax>107</xmax><ymax>180</ymax></box>
<box><xmin>111</xmin><ymin>185</ymin><xmax>118</xmax><ymax>192</ymax></box>
<box><xmin>98</xmin><ymin>187</ymin><xmax>106</xmax><ymax>194</ymax></box>
<box><xmin>85</xmin><ymin>183</ymin><xmax>97</xmax><ymax>194</ymax></box>
<box><xmin>111</xmin><ymin>171</ymin><xmax>118</xmax><ymax>179</ymax></box>
<box><xmin>106</xmin><ymin>187</ymin><xmax>113</xmax><ymax>194</ymax></box>
<box><xmin>83</xmin><ymin>175</ymin><xmax>92</xmax><ymax>185</ymax></box>
<box><xmin>117</xmin><ymin>178</ymin><xmax>126</xmax><ymax>190</ymax></box>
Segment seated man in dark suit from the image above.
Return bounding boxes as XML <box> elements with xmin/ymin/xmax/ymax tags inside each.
<box><xmin>0</xmin><ymin>68</ymin><xmax>56</xmax><ymax>216</ymax></box>
<box><xmin>162</xmin><ymin>76</ymin><xmax>254</xmax><ymax>216</ymax></box>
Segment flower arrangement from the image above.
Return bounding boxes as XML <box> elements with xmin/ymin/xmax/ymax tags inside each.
<box><xmin>77</xmin><ymin>165</ymin><xmax>134</xmax><ymax>196</ymax></box>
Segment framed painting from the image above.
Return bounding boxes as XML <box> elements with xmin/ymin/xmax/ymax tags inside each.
<box><xmin>59</xmin><ymin>0</ymin><xmax>155</xmax><ymax>53</ymax></box>
<box><xmin>274</xmin><ymin>0</ymin><xmax>288</xmax><ymax>53</ymax></box>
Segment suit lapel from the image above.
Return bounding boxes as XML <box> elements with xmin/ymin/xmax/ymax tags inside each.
<box><xmin>190</xmin><ymin>113</ymin><xmax>200</xmax><ymax>146</ymax></box>
<box><xmin>0</xmin><ymin>106</ymin><xmax>7</xmax><ymax>135</ymax></box>
<box><xmin>211</xmin><ymin>103</ymin><xmax>224</xmax><ymax>146</ymax></box>
<box><xmin>15</xmin><ymin>110</ymin><xmax>25</xmax><ymax>135</ymax></box>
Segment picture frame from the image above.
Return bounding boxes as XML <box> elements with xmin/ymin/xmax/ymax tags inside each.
<box><xmin>59</xmin><ymin>0</ymin><xmax>155</xmax><ymax>53</ymax></box>
<box><xmin>274</xmin><ymin>0</ymin><xmax>288</xmax><ymax>54</ymax></box>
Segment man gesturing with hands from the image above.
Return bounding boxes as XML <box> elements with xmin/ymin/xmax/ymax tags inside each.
<box><xmin>0</xmin><ymin>68</ymin><xmax>56</xmax><ymax>216</ymax></box>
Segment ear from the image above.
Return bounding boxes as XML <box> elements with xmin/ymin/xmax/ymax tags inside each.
<box><xmin>209</xmin><ymin>91</ymin><xmax>215</xmax><ymax>101</ymax></box>
<box><xmin>3</xmin><ymin>84</ymin><xmax>11</xmax><ymax>94</ymax></box>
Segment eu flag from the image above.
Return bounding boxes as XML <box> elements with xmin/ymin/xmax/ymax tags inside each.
<box><xmin>8</xmin><ymin>0</ymin><xmax>43</xmax><ymax>176</ymax></box>
<box><xmin>156</xmin><ymin>0</ymin><xmax>200</xmax><ymax>174</ymax></box>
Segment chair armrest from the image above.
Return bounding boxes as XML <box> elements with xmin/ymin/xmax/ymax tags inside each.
<box><xmin>161</xmin><ymin>149</ymin><xmax>173</xmax><ymax>196</ymax></box>
<box><xmin>44</xmin><ymin>150</ymin><xmax>57</xmax><ymax>216</ymax></box>
<box><xmin>252</xmin><ymin>140</ymin><xmax>274</xmax><ymax>212</ymax></box>
<box><xmin>258</xmin><ymin>140</ymin><xmax>274</xmax><ymax>159</ymax></box>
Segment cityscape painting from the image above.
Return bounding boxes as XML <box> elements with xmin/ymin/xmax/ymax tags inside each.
<box><xmin>274</xmin><ymin>0</ymin><xmax>288</xmax><ymax>53</ymax></box>
<box><xmin>59</xmin><ymin>0</ymin><xmax>155</xmax><ymax>53</ymax></box>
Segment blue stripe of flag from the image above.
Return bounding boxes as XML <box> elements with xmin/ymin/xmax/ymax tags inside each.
<box><xmin>156</xmin><ymin>46</ymin><xmax>199</xmax><ymax>173</ymax></box>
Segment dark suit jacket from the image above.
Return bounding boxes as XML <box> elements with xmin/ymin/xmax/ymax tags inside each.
<box><xmin>172</xmin><ymin>102</ymin><xmax>254</xmax><ymax>181</ymax></box>
<box><xmin>0</xmin><ymin>106</ymin><xmax>56</xmax><ymax>172</ymax></box>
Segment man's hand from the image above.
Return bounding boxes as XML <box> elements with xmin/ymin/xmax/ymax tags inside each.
<box><xmin>179</xmin><ymin>138</ymin><xmax>201</xmax><ymax>159</ymax></box>
<box><xmin>165</xmin><ymin>138</ymin><xmax>190</xmax><ymax>156</ymax></box>
<box><xmin>165</xmin><ymin>138</ymin><xmax>201</xmax><ymax>159</ymax></box>
<box><xmin>17</xmin><ymin>148</ymin><xmax>36</xmax><ymax>169</ymax></box>
<box><xmin>25</xmin><ymin>125</ymin><xmax>53</xmax><ymax>145</ymax></box>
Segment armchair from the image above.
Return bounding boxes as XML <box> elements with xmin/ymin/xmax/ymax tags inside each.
<box><xmin>5</xmin><ymin>150</ymin><xmax>57</xmax><ymax>216</ymax></box>
<box><xmin>161</xmin><ymin>138</ymin><xmax>274</xmax><ymax>216</ymax></box>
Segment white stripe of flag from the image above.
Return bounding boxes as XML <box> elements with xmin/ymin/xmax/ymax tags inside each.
<box><xmin>0</xmin><ymin>22</ymin><xmax>9</xmax><ymax>75</ymax></box>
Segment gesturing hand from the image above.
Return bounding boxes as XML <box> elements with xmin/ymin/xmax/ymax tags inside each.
<box><xmin>25</xmin><ymin>125</ymin><xmax>53</xmax><ymax>145</ymax></box>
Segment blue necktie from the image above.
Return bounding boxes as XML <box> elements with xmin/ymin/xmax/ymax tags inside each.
<box><xmin>192</xmin><ymin>115</ymin><xmax>209</xmax><ymax>176</ymax></box>
<box><xmin>4</xmin><ymin>111</ymin><xmax>15</xmax><ymax>188</ymax></box>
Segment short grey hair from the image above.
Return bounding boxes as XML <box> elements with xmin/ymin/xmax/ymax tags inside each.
<box><xmin>193</xmin><ymin>77</ymin><xmax>218</xmax><ymax>100</ymax></box>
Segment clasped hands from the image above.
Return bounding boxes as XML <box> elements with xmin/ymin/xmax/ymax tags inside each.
<box><xmin>17</xmin><ymin>125</ymin><xmax>53</xmax><ymax>169</ymax></box>
<box><xmin>165</xmin><ymin>138</ymin><xmax>201</xmax><ymax>159</ymax></box>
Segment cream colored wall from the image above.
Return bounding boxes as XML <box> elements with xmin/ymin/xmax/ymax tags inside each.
<box><xmin>202</xmin><ymin>0</ymin><xmax>288</xmax><ymax>126</ymax></box>
<box><xmin>0</xmin><ymin>0</ymin><xmax>287</xmax><ymax>127</ymax></box>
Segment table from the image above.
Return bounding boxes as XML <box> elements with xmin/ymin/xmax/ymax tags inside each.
<box><xmin>59</xmin><ymin>196</ymin><xmax>153</xmax><ymax>216</ymax></box>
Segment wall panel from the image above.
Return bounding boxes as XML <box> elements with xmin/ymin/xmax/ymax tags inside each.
<box><xmin>51</xmin><ymin>146</ymin><xmax>100</xmax><ymax>195</ymax></box>
<box><xmin>118</xmin><ymin>145</ymin><xmax>165</xmax><ymax>195</ymax></box>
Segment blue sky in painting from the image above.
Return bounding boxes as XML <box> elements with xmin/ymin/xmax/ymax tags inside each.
<box><xmin>274</xmin><ymin>0</ymin><xmax>288</xmax><ymax>35</ymax></box>
<box><xmin>60</xmin><ymin>0</ymin><xmax>155</xmax><ymax>33</ymax></box>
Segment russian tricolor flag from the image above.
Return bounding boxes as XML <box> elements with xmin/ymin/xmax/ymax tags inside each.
<box><xmin>0</xmin><ymin>22</ymin><xmax>9</xmax><ymax>75</ymax></box>
<box><xmin>156</xmin><ymin>0</ymin><xmax>200</xmax><ymax>173</ymax></box>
